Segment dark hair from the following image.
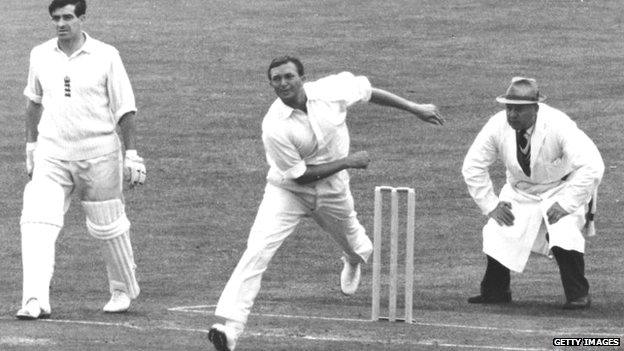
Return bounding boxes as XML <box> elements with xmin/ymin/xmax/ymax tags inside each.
<box><xmin>267</xmin><ymin>56</ymin><xmax>304</xmax><ymax>80</ymax></box>
<box><xmin>49</xmin><ymin>0</ymin><xmax>86</xmax><ymax>17</ymax></box>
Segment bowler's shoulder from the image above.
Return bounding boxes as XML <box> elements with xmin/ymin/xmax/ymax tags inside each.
<box><xmin>311</xmin><ymin>71</ymin><xmax>357</xmax><ymax>85</ymax></box>
<box><xmin>305</xmin><ymin>71</ymin><xmax>363</xmax><ymax>99</ymax></box>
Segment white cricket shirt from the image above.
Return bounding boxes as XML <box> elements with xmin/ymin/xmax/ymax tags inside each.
<box><xmin>24</xmin><ymin>32</ymin><xmax>136</xmax><ymax>160</ymax></box>
<box><xmin>261</xmin><ymin>72</ymin><xmax>372</xmax><ymax>191</ymax></box>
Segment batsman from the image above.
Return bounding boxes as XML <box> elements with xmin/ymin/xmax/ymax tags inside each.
<box><xmin>16</xmin><ymin>0</ymin><xmax>145</xmax><ymax>319</ymax></box>
<box><xmin>208</xmin><ymin>55</ymin><xmax>444</xmax><ymax>351</ymax></box>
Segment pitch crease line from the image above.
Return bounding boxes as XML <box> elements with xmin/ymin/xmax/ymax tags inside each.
<box><xmin>167</xmin><ymin>304</ymin><xmax>216</xmax><ymax>311</ymax></box>
<box><xmin>167</xmin><ymin>304</ymin><xmax>624</xmax><ymax>337</ymax></box>
<box><xmin>0</xmin><ymin>316</ymin><xmax>548</xmax><ymax>351</ymax></box>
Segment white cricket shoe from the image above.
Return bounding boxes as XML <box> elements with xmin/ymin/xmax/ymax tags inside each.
<box><xmin>16</xmin><ymin>298</ymin><xmax>51</xmax><ymax>320</ymax></box>
<box><xmin>340</xmin><ymin>256</ymin><xmax>362</xmax><ymax>296</ymax></box>
<box><xmin>208</xmin><ymin>323</ymin><xmax>238</xmax><ymax>351</ymax></box>
<box><xmin>103</xmin><ymin>290</ymin><xmax>131</xmax><ymax>313</ymax></box>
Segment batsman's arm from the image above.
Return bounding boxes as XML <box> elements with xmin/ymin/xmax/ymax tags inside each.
<box><xmin>25</xmin><ymin>99</ymin><xmax>42</xmax><ymax>143</ymax></box>
<box><xmin>294</xmin><ymin>151</ymin><xmax>370</xmax><ymax>185</ymax></box>
<box><xmin>25</xmin><ymin>99</ymin><xmax>42</xmax><ymax>177</ymax></box>
<box><xmin>118</xmin><ymin>111</ymin><xmax>137</xmax><ymax>151</ymax></box>
<box><xmin>369</xmin><ymin>88</ymin><xmax>444</xmax><ymax>125</ymax></box>
<box><xmin>118</xmin><ymin>111</ymin><xmax>146</xmax><ymax>187</ymax></box>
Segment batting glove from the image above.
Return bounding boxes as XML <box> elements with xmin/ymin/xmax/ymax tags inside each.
<box><xmin>124</xmin><ymin>150</ymin><xmax>146</xmax><ymax>187</ymax></box>
<box><xmin>26</xmin><ymin>142</ymin><xmax>36</xmax><ymax>178</ymax></box>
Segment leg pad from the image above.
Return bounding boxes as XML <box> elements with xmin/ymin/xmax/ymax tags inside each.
<box><xmin>83</xmin><ymin>199</ymin><xmax>130</xmax><ymax>240</ymax></box>
<box><xmin>21</xmin><ymin>180</ymin><xmax>65</xmax><ymax>227</ymax></box>
<box><xmin>82</xmin><ymin>200</ymin><xmax>139</xmax><ymax>299</ymax></box>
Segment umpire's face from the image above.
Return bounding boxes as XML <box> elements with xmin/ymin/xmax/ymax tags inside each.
<box><xmin>506</xmin><ymin>103</ymin><xmax>538</xmax><ymax>130</ymax></box>
<box><xmin>269</xmin><ymin>62</ymin><xmax>305</xmax><ymax>105</ymax></box>
<box><xmin>51</xmin><ymin>4</ymin><xmax>84</xmax><ymax>42</ymax></box>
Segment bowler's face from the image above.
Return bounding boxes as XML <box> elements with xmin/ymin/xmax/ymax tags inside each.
<box><xmin>506</xmin><ymin>104</ymin><xmax>538</xmax><ymax>130</ymax></box>
<box><xmin>269</xmin><ymin>62</ymin><xmax>304</xmax><ymax>103</ymax></box>
<box><xmin>51</xmin><ymin>5</ymin><xmax>83</xmax><ymax>41</ymax></box>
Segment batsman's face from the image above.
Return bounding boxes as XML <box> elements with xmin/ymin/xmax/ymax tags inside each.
<box><xmin>506</xmin><ymin>104</ymin><xmax>538</xmax><ymax>130</ymax></box>
<box><xmin>269</xmin><ymin>62</ymin><xmax>304</xmax><ymax>104</ymax></box>
<box><xmin>51</xmin><ymin>5</ymin><xmax>84</xmax><ymax>41</ymax></box>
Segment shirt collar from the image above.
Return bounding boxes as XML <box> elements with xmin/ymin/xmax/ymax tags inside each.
<box><xmin>274</xmin><ymin>97</ymin><xmax>307</xmax><ymax>120</ymax></box>
<box><xmin>80</xmin><ymin>32</ymin><xmax>95</xmax><ymax>53</ymax></box>
<box><xmin>54</xmin><ymin>32</ymin><xmax>94</xmax><ymax>56</ymax></box>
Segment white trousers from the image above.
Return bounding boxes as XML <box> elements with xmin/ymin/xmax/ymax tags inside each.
<box><xmin>32</xmin><ymin>150</ymin><xmax>124</xmax><ymax>203</ymax></box>
<box><xmin>214</xmin><ymin>180</ymin><xmax>372</xmax><ymax>324</ymax></box>
<box><xmin>21</xmin><ymin>150</ymin><xmax>134</xmax><ymax>308</ymax></box>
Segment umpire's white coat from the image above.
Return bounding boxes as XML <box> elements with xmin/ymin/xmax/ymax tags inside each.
<box><xmin>462</xmin><ymin>104</ymin><xmax>604</xmax><ymax>272</ymax></box>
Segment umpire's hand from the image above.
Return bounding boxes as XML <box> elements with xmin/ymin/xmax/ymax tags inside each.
<box><xmin>546</xmin><ymin>202</ymin><xmax>569</xmax><ymax>225</ymax></box>
<box><xmin>488</xmin><ymin>201</ymin><xmax>515</xmax><ymax>226</ymax></box>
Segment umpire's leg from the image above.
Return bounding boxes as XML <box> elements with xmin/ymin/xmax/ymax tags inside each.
<box><xmin>467</xmin><ymin>255</ymin><xmax>512</xmax><ymax>303</ymax></box>
<box><xmin>551</xmin><ymin>246</ymin><xmax>589</xmax><ymax>301</ymax></box>
<box><xmin>480</xmin><ymin>255</ymin><xmax>511</xmax><ymax>296</ymax></box>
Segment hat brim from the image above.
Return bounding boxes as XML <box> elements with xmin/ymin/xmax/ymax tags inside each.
<box><xmin>496</xmin><ymin>95</ymin><xmax>546</xmax><ymax>104</ymax></box>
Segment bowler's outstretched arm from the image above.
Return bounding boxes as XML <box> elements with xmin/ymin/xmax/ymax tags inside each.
<box><xmin>369</xmin><ymin>87</ymin><xmax>444</xmax><ymax>125</ymax></box>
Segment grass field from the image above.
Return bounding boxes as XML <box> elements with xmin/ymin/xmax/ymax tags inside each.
<box><xmin>2</xmin><ymin>0</ymin><xmax>624</xmax><ymax>350</ymax></box>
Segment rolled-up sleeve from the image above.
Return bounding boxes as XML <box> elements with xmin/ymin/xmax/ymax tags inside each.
<box><xmin>262</xmin><ymin>128</ymin><xmax>306</xmax><ymax>180</ymax></box>
<box><xmin>337</xmin><ymin>72</ymin><xmax>372</xmax><ymax>106</ymax></box>
<box><xmin>107</xmin><ymin>49</ymin><xmax>136</xmax><ymax>121</ymax></box>
<box><xmin>23</xmin><ymin>49</ymin><xmax>42</xmax><ymax>104</ymax></box>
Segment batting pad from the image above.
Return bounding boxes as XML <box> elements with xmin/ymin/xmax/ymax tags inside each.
<box><xmin>82</xmin><ymin>199</ymin><xmax>130</xmax><ymax>240</ymax></box>
<box><xmin>82</xmin><ymin>200</ymin><xmax>140</xmax><ymax>299</ymax></box>
<box><xmin>21</xmin><ymin>179</ymin><xmax>65</xmax><ymax>227</ymax></box>
<box><xmin>21</xmin><ymin>223</ymin><xmax>60</xmax><ymax>310</ymax></box>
